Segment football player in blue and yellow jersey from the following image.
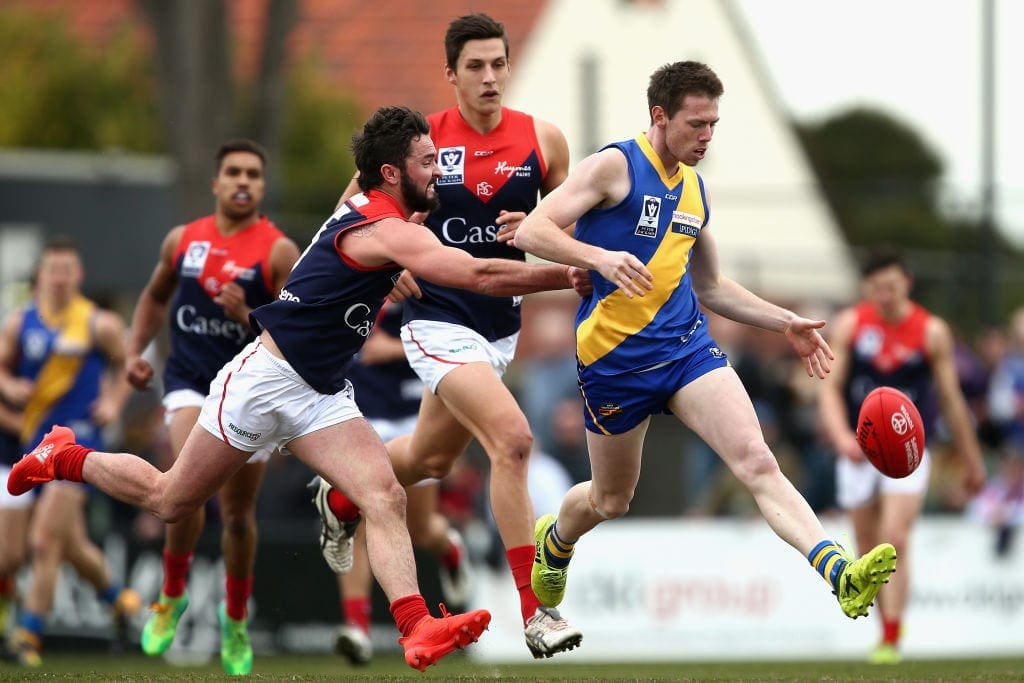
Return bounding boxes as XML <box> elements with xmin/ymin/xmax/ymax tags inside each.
<box><xmin>0</xmin><ymin>237</ymin><xmax>138</xmax><ymax>666</ymax></box>
<box><xmin>516</xmin><ymin>61</ymin><xmax>900</xmax><ymax>627</ymax></box>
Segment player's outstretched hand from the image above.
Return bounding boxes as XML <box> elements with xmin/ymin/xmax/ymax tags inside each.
<box><xmin>387</xmin><ymin>270</ymin><xmax>422</xmax><ymax>303</ymax></box>
<box><xmin>568</xmin><ymin>267</ymin><xmax>592</xmax><ymax>297</ymax></box>
<box><xmin>126</xmin><ymin>356</ymin><xmax>153</xmax><ymax>390</ymax></box>
<box><xmin>495</xmin><ymin>210</ymin><xmax>527</xmax><ymax>249</ymax></box>
<box><xmin>594</xmin><ymin>251</ymin><xmax>652</xmax><ymax>299</ymax></box>
<box><xmin>784</xmin><ymin>317</ymin><xmax>834</xmax><ymax>379</ymax></box>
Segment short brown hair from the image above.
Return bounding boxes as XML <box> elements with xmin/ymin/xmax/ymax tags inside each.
<box><xmin>445</xmin><ymin>13</ymin><xmax>508</xmax><ymax>69</ymax></box>
<box><xmin>647</xmin><ymin>61</ymin><xmax>724</xmax><ymax>123</ymax></box>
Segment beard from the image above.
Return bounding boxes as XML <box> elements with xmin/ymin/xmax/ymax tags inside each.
<box><xmin>400</xmin><ymin>172</ymin><xmax>440</xmax><ymax>213</ymax></box>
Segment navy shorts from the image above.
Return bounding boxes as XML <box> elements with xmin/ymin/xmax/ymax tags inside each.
<box><xmin>578</xmin><ymin>334</ymin><xmax>729</xmax><ymax>435</ymax></box>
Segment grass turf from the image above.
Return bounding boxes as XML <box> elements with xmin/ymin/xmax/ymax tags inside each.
<box><xmin>1</xmin><ymin>653</ymin><xmax>1023</xmax><ymax>681</ymax></box>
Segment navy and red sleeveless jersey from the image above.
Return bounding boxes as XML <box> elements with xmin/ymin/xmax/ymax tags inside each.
<box><xmin>164</xmin><ymin>214</ymin><xmax>284</xmax><ymax>395</ymax></box>
<box><xmin>347</xmin><ymin>302</ymin><xmax>422</xmax><ymax>420</ymax></box>
<box><xmin>403</xmin><ymin>106</ymin><xmax>548</xmax><ymax>341</ymax></box>
<box><xmin>844</xmin><ymin>301</ymin><xmax>938</xmax><ymax>432</ymax></box>
<box><xmin>250</xmin><ymin>190</ymin><xmax>405</xmax><ymax>395</ymax></box>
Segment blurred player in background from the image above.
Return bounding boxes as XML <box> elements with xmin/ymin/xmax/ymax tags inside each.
<box><xmin>819</xmin><ymin>247</ymin><xmax>986</xmax><ymax>663</ymax></box>
<box><xmin>7</xmin><ymin>106</ymin><xmax>583</xmax><ymax>672</ymax></box>
<box><xmin>0</xmin><ymin>400</ymin><xmax>26</xmax><ymax>637</ymax></box>
<box><xmin>0</xmin><ymin>238</ymin><xmax>139</xmax><ymax>666</ymax></box>
<box><xmin>124</xmin><ymin>139</ymin><xmax>299</xmax><ymax>675</ymax></box>
<box><xmin>311</xmin><ymin>301</ymin><xmax>472</xmax><ymax>666</ymax></box>
<box><xmin>317</xmin><ymin>13</ymin><xmax>583</xmax><ymax>659</ymax></box>
<box><xmin>516</xmin><ymin>60</ymin><xmax>900</xmax><ymax>630</ymax></box>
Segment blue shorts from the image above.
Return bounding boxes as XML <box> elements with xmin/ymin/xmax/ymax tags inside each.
<box><xmin>578</xmin><ymin>335</ymin><xmax>729</xmax><ymax>435</ymax></box>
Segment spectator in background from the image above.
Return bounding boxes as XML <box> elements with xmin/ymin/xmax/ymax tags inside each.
<box><xmin>819</xmin><ymin>248</ymin><xmax>986</xmax><ymax>664</ymax></box>
<box><xmin>0</xmin><ymin>237</ymin><xmax>139</xmax><ymax>667</ymax></box>
<box><xmin>967</xmin><ymin>441</ymin><xmax>1024</xmax><ymax>558</ymax></box>
<box><xmin>988</xmin><ymin>308</ymin><xmax>1024</xmax><ymax>445</ymax></box>
<box><xmin>0</xmin><ymin>399</ymin><xmax>25</xmax><ymax>636</ymax></box>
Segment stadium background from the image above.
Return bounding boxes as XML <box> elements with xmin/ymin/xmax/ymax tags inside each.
<box><xmin>1</xmin><ymin>0</ymin><xmax>1023</xmax><ymax>674</ymax></box>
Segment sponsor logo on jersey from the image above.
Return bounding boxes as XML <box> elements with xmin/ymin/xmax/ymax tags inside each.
<box><xmin>670</xmin><ymin>210</ymin><xmax>704</xmax><ymax>238</ymax></box>
<box><xmin>598</xmin><ymin>403</ymin><xmax>623</xmax><ymax>418</ymax></box>
<box><xmin>278</xmin><ymin>288</ymin><xmax>300</xmax><ymax>302</ymax></box>
<box><xmin>474</xmin><ymin>149</ymin><xmax>495</xmax><ymax>157</ymax></box>
<box><xmin>441</xmin><ymin>216</ymin><xmax>501</xmax><ymax>244</ymax></box>
<box><xmin>344</xmin><ymin>302</ymin><xmax>374</xmax><ymax>337</ymax></box>
<box><xmin>494</xmin><ymin>160</ymin><xmax>532</xmax><ymax>178</ymax></box>
<box><xmin>437</xmin><ymin>146</ymin><xmax>465</xmax><ymax>186</ymax></box>
<box><xmin>175</xmin><ymin>305</ymin><xmax>249</xmax><ymax>344</ymax></box>
<box><xmin>635</xmin><ymin>195</ymin><xmax>661</xmax><ymax>237</ymax></box>
<box><xmin>182</xmin><ymin>241</ymin><xmax>211</xmax><ymax>278</ymax></box>
<box><xmin>220</xmin><ymin>259</ymin><xmax>257</xmax><ymax>281</ymax></box>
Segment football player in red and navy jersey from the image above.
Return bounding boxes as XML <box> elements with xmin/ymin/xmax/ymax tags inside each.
<box><xmin>324</xmin><ymin>13</ymin><xmax>584</xmax><ymax>659</ymax></box>
<box><xmin>123</xmin><ymin>140</ymin><xmax>300</xmax><ymax>674</ymax></box>
<box><xmin>8</xmin><ymin>106</ymin><xmax>592</xmax><ymax>672</ymax></box>
<box><xmin>820</xmin><ymin>248</ymin><xmax>985</xmax><ymax>663</ymax></box>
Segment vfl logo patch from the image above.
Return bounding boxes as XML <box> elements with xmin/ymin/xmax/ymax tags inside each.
<box><xmin>182</xmin><ymin>241</ymin><xmax>211</xmax><ymax>278</ymax></box>
<box><xmin>670</xmin><ymin>211</ymin><xmax>703</xmax><ymax>238</ymax></box>
<box><xmin>437</xmin><ymin>146</ymin><xmax>465</xmax><ymax>186</ymax></box>
<box><xmin>597</xmin><ymin>403</ymin><xmax>623</xmax><ymax>419</ymax></box>
<box><xmin>635</xmin><ymin>195</ymin><xmax>661</xmax><ymax>238</ymax></box>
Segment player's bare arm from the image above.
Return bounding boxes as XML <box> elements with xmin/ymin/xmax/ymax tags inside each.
<box><xmin>92</xmin><ymin>309</ymin><xmax>131</xmax><ymax>426</ymax></box>
<box><xmin>126</xmin><ymin>225</ymin><xmax>183</xmax><ymax>389</ymax></box>
<box><xmin>0</xmin><ymin>310</ymin><xmax>33</xmax><ymax>406</ymax></box>
<box><xmin>926</xmin><ymin>315</ymin><xmax>987</xmax><ymax>493</ymax></box>
<box><xmin>689</xmin><ymin>229</ymin><xmax>832</xmax><ymax>379</ymax></box>
<box><xmin>0</xmin><ymin>399</ymin><xmax>22</xmax><ymax>435</ymax></box>
<box><xmin>340</xmin><ymin>217</ymin><xmax>573</xmax><ymax>296</ymax></box>
<box><xmin>516</xmin><ymin>149</ymin><xmax>652</xmax><ymax>298</ymax></box>
<box><xmin>817</xmin><ymin>308</ymin><xmax>863</xmax><ymax>462</ymax></box>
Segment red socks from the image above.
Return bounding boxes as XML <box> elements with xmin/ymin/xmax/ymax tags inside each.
<box><xmin>343</xmin><ymin>596</ymin><xmax>372</xmax><ymax>634</ymax></box>
<box><xmin>506</xmin><ymin>545</ymin><xmax>540</xmax><ymax>624</ymax></box>
<box><xmin>225</xmin><ymin>574</ymin><xmax>253</xmax><ymax>621</ymax></box>
<box><xmin>326</xmin><ymin>488</ymin><xmax>361</xmax><ymax>521</ymax></box>
<box><xmin>882</xmin><ymin>618</ymin><xmax>901</xmax><ymax>645</ymax></box>
<box><xmin>389</xmin><ymin>594</ymin><xmax>430</xmax><ymax>638</ymax></box>
<box><xmin>55</xmin><ymin>445</ymin><xmax>93</xmax><ymax>482</ymax></box>
<box><xmin>161</xmin><ymin>550</ymin><xmax>193</xmax><ymax>598</ymax></box>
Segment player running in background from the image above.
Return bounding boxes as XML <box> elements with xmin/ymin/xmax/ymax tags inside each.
<box><xmin>819</xmin><ymin>248</ymin><xmax>986</xmax><ymax>663</ymax></box>
<box><xmin>310</xmin><ymin>301</ymin><xmax>472</xmax><ymax>666</ymax></box>
<box><xmin>123</xmin><ymin>139</ymin><xmax>300</xmax><ymax>675</ymax></box>
<box><xmin>515</xmin><ymin>61</ymin><xmax>900</xmax><ymax>627</ymax></box>
<box><xmin>0</xmin><ymin>399</ymin><xmax>26</xmax><ymax>637</ymax></box>
<box><xmin>8</xmin><ymin>106</ymin><xmax>581</xmax><ymax>672</ymax></box>
<box><xmin>318</xmin><ymin>13</ymin><xmax>583</xmax><ymax>659</ymax></box>
<box><xmin>0</xmin><ymin>238</ymin><xmax>140</xmax><ymax>666</ymax></box>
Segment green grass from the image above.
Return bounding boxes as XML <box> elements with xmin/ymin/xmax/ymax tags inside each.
<box><xmin>2</xmin><ymin>653</ymin><xmax>1023</xmax><ymax>682</ymax></box>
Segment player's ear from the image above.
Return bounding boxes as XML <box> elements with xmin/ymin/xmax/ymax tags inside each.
<box><xmin>445</xmin><ymin>63</ymin><xmax>457</xmax><ymax>86</ymax></box>
<box><xmin>381</xmin><ymin>163</ymin><xmax>401</xmax><ymax>186</ymax></box>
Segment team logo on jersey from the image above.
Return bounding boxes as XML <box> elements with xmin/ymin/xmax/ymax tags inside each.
<box><xmin>635</xmin><ymin>195</ymin><xmax>661</xmax><ymax>237</ymax></box>
<box><xmin>182</xmin><ymin>241</ymin><xmax>211</xmax><ymax>278</ymax></box>
<box><xmin>670</xmin><ymin>211</ymin><xmax>704</xmax><ymax>238</ymax></box>
<box><xmin>477</xmin><ymin>181</ymin><xmax>493</xmax><ymax>197</ymax></box>
<box><xmin>437</xmin><ymin>146</ymin><xmax>465</xmax><ymax>186</ymax></box>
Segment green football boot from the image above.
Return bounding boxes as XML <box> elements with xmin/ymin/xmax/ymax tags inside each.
<box><xmin>531</xmin><ymin>514</ymin><xmax>570</xmax><ymax>607</ymax></box>
<box><xmin>218</xmin><ymin>601</ymin><xmax>253</xmax><ymax>675</ymax></box>
<box><xmin>836</xmin><ymin>543</ymin><xmax>897</xmax><ymax>618</ymax></box>
<box><xmin>140</xmin><ymin>592</ymin><xmax>189</xmax><ymax>656</ymax></box>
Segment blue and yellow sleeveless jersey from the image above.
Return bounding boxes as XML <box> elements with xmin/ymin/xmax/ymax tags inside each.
<box><xmin>17</xmin><ymin>295</ymin><xmax>105</xmax><ymax>449</ymax></box>
<box><xmin>574</xmin><ymin>133</ymin><xmax>710</xmax><ymax>376</ymax></box>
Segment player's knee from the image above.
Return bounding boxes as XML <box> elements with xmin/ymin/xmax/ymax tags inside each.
<box><xmin>221</xmin><ymin>512</ymin><xmax>256</xmax><ymax>539</ymax></box>
<box><xmin>488</xmin><ymin>425</ymin><xmax>534</xmax><ymax>472</ymax></box>
<box><xmin>590</xmin><ymin>489</ymin><xmax>631</xmax><ymax>520</ymax></box>
<box><xmin>732</xmin><ymin>440</ymin><xmax>780</xmax><ymax>486</ymax></box>
<box><xmin>419</xmin><ymin>454</ymin><xmax>457</xmax><ymax>480</ymax></box>
<box><xmin>363</xmin><ymin>479</ymin><xmax>408</xmax><ymax>520</ymax></box>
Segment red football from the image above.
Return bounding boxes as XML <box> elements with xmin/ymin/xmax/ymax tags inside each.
<box><xmin>856</xmin><ymin>386</ymin><xmax>926</xmax><ymax>478</ymax></box>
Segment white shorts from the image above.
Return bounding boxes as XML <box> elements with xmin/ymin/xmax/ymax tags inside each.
<box><xmin>197</xmin><ymin>340</ymin><xmax>362</xmax><ymax>455</ymax></box>
<box><xmin>367</xmin><ymin>414</ymin><xmax>418</xmax><ymax>444</ymax></box>
<box><xmin>0</xmin><ymin>465</ymin><xmax>34</xmax><ymax>510</ymax></box>
<box><xmin>836</xmin><ymin>449</ymin><xmax>933</xmax><ymax>510</ymax></box>
<box><xmin>401</xmin><ymin>320</ymin><xmax>518</xmax><ymax>393</ymax></box>
<box><xmin>166</xmin><ymin>388</ymin><xmax>272</xmax><ymax>464</ymax></box>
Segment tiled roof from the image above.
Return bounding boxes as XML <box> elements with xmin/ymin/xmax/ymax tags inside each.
<box><xmin>10</xmin><ymin>0</ymin><xmax>546</xmax><ymax>117</ymax></box>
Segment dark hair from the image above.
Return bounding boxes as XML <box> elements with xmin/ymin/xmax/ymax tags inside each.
<box><xmin>860</xmin><ymin>246</ymin><xmax>910</xmax><ymax>278</ymax></box>
<box><xmin>647</xmin><ymin>61</ymin><xmax>724</xmax><ymax>123</ymax></box>
<box><xmin>445</xmin><ymin>13</ymin><xmax>508</xmax><ymax>69</ymax></box>
<box><xmin>214</xmin><ymin>139</ymin><xmax>267</xmax><ymax>174</ymax></box>
<box><xmin>352</xmin><ymin>107</ymin><xmax>431</xmax><ymax>191</ymax></box>
<box><xmin>41</xmin><ymin>234</ymin><xmax>80</xmax><ymax>256</ymax></box>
